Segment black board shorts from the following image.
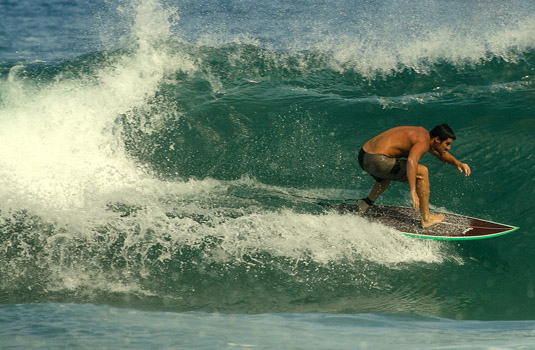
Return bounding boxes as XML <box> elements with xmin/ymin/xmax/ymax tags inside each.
<box><xmin>358</xmin><ymin>148</ymin><xmax>408</xmax><ymax>183</ymax></box>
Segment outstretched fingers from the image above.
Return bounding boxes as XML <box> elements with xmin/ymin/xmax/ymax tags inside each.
<box><xmin>458</xmin><ymin>163</ymin><xmax>471</xmax><ymax>176</ymax></box>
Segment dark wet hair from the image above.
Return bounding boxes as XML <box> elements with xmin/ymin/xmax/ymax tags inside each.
<box><xmin>430</xmin><ymin>124</ymin><xmax>456</xmax><ymax>141</ymax></box>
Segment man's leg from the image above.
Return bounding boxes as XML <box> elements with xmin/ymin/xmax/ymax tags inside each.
<box><xmin>416</xmin><ymin>164</ymin><xmax>444</xmax><ymax>228</ymax></box>
<box><xmin>369</xmin><ymin>179</ymin><xmax>391</xmax><ymax>202</ymax></box>
<box><xmin>358</xmin><ymin>180</ymin><xmax>391</xmax><ymax>214</ymax></box>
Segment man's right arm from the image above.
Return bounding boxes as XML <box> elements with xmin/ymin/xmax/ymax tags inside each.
<box><xmin>432</xmin><ymin>151</ymin><xmax>472</xmax><ymax>176</ymax></box>
<box><xmin>406</xmin><ymin>141</ymin><xmax>428</xmax><ymax>211</ymax></box>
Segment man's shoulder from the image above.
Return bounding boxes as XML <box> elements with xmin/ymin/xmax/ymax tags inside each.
<box><xmin>409</xmin><ymin>126</ymin><xmax>430</xmax><ymax>139</ymax></box>
<box><xmin>390</xmin><ymin>125</ymin><xmax>427</xmax><ymax>134</ymax></box>
<box><xmin>408</xmin><ymin>128</ymin><xmax>430</xmax><ymax>153</ymax></box>
<box><xmin>410</xmin><ymin>126</ymin><xmax>428</xmax><ymax>133</ymax></box>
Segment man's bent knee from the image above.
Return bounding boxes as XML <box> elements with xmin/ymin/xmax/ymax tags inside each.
<box><xmin>417</xmin><ymin>164</ymin><xmax>428</xmax><ymax>178</ymax></box>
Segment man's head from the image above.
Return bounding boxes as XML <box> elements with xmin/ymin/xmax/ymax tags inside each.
<box><xmin>430</xmin><ymin>124</ymin><xmax>456</xmax><ymax>141</ymax></box>
<box><xmin>430</xmin><ymin>124</ymin><xmax>456</xmax><ymax>155</ymax></box>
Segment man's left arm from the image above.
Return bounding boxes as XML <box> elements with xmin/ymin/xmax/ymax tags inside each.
<box><xmin>432</xmin><ymin>151</ymin><xmax>471</xmax><ymax>176</ymax></box>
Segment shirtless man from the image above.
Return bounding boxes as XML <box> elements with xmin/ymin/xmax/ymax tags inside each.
<box><xmin>358</xmin><ymin>124</ymin><xmax>471</xmax><ymax>228</ymax></box>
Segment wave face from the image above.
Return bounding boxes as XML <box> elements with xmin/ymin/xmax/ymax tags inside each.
<box><xmin>0</xmin><ymin>0</ymin><xmax>534</xmax><ymax>320</ymax></box>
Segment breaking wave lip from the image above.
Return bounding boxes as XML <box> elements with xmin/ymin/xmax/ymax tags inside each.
<box><xmin>320</xmin><ymin>20</ymin><xmax>535</xmax><ymax>78</ymax></box>
<box><xmin>164</xmin><ymin>37</ymin><xmax>535</xmax><ymax>109</ymax></box>
<box><xmin>172</xmin><ymin>0</ymin><xmax>535</xmax><ymax>79</ymax></box>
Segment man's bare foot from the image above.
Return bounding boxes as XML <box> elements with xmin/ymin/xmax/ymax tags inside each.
<box><xmin>422</xmin><ymin>213</ymin><xmax>445</xmax><ymax>228</ymax></box>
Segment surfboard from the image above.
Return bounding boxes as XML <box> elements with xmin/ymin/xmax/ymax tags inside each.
<box><xmin>322</xmin><ymin>203</ymin><xmax>519</xmax><ymax>241</ymax></box>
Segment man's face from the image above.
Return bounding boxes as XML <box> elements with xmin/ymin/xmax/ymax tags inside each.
<box><xmin>434</xmin><ymin>138</ymin><xmax>454</xmax><ymax>155</ymax></box>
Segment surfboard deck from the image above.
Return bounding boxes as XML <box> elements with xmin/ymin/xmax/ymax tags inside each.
<box><xmin>322</xmin><ymin>203</ymin><xmax>519</xmax><ymax>241</ymax></box>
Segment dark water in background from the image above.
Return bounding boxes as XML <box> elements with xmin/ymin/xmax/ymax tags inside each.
<box><xmin>1</xmin><ymin>0</ymin><xmax>535</xmax><ymax>326</ymax></box>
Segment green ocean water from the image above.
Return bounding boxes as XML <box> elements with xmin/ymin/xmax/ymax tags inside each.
<box><xmin>1</xmin><ymin>0</ymin><xmax>534</xmax><ymax>327</ymax></box>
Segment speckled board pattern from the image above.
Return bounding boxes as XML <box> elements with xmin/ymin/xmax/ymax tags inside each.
<box><xmin>325</xmin><ymin>204</ymin><xmax>519</xmax><ymax>240</ymax></box>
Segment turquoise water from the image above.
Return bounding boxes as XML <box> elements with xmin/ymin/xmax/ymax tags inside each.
<box><xmin>1</xmin><ymin>0</ymin><xmax>535</xmax><ymax>348</ymax></box>
<box><xmin>2</xmin><ymin>304</ymin><xmax>535</xmax><ymax>350</ymax></box>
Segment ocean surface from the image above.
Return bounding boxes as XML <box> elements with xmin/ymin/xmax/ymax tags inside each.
<box><xmin>1</xmin><ymin>0</ymin><xmax>535</xmax><ymax>348</ymax></box>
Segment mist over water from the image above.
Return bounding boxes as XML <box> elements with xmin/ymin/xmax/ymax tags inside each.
<box><xmin>0</xmin><ymin>0</ymin><xmax>534</xmax><ymax>321</ymax></box>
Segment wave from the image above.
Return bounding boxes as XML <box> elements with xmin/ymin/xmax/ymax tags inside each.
<box><xmin>173</xmin><ymin>0</ymin><xmax>535</xmax><ymax>78</ymax></box>
<box><xmin>0</xmin><ymin>1</ymin><xmax>458</xmax><ymax>314</ymax></box>
<box><xmin>167</xmin><ymin>41</ymin><xmax>535</xmax><ymax>103</ymax></box>
<box><xmin>1</xmin><ymin>0</ymin><xmax>534</xmax><ymax>320</ymax></box>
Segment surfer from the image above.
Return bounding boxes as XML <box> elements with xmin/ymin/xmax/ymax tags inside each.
<box><xmin>358</xmin><ymin>124</ymin><xmax>471</xmax><ymax>228</ymax></box>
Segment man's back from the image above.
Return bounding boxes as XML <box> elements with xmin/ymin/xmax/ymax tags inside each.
<box><xmin>362</xmin><ymin>126</ymin><xmax>428</xmax><ymax>158</ymax></box>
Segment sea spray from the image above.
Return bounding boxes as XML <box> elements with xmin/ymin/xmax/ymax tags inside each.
<box><xmin>0</xmin><ymin>0</ymin><xmax>193</xmax><ymax>211</ymax></box>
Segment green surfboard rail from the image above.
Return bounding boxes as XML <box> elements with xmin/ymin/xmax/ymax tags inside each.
<box><xmin>403</xmin><ymin>226</ymin><xmax>519</xmax><ymax>241</ymax></box>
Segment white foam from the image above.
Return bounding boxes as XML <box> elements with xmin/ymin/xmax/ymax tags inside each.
<box><xmin>0</xmin><ymin>0</ymin><xmax>195</xmax><ymax>212</ymax></box>
<box><xmin>318</xmin><ymin>16</ymin><xmax>535</xmax><ymax>77</ymax></box>
<box><xmin>206</xmin><ymin>209</ymin><xmax>451</xmax><ymax>265</ymax></box>
<box><xmin>178</xmin><ymin>1</ymin><xmax>535</xmax><ymax>77</ymax></box>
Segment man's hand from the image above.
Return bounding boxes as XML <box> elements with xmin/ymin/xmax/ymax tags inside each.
<box><xmin>457</xmin><ymin>162</ymin><xmax>471</xmax><ymax>176</ymax></box>
<box><xmin>411</xmin><ymin>190</ymin><xmax>420</xmax><ymax>211</ymax></box>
